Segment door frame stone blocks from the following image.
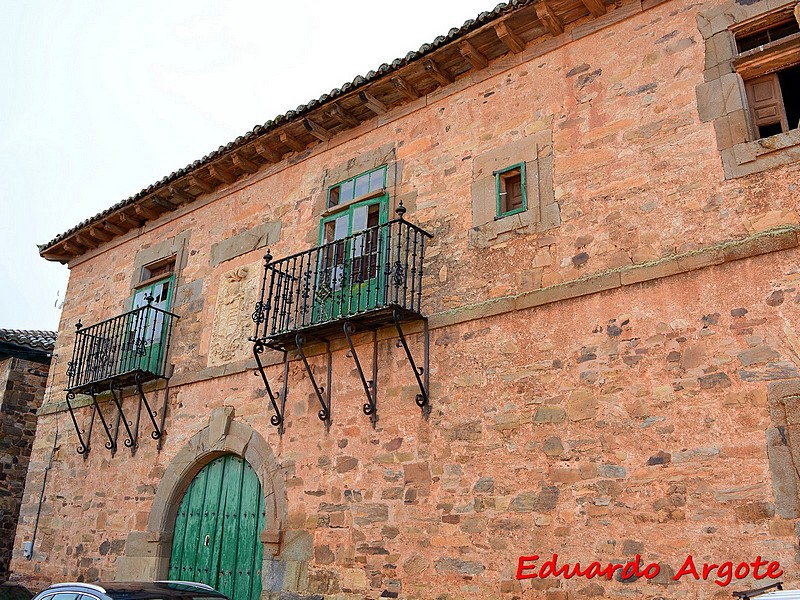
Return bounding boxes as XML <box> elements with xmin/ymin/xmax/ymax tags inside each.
<box><xmin>116</xmin><ymin>407</ymin><xmax>289</xmax><ymax>586</ymax></box>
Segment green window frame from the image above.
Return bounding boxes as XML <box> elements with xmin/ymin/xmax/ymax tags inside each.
<box><xmin>327</xmin><ymin>165</ymin><xmax>387</xmax><ymax>208</ymax></box>
<box><xmin>316</xmin><ymin>166</ymin><xmax>390</xmax><ymax>321</ymax></box>
<box><xmin>124</xmin><ymin>259</ymin><xmax>175</xmax><ymax>375</ymax></box>
<box><xmin>495</xmin><ymin>162</ymin><xmax>527</xmax><ymax>218</ymax></box>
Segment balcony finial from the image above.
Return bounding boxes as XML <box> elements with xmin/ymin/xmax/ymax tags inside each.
<box><xmin>145</xmin><ymin>293</ymin><xmax>154</xmax><ymax>305</ymax></box>
<box><xmin>75</xmin><ymin>319</ymin><xmax>82</xmax><ymax>331</ymax></box>
<box><xmin>264</xmin><ymin>249</ymin><xmax>273</xmax><ymax>264</ymax></box>
<box><xmin>395</xmin><ymin>201</ymin><xmax>406</xmax><ymax>220</ymax></box>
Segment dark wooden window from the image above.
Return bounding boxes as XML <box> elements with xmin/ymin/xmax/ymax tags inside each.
<box><xmin>744</xmin><ymin>67</ymin><xmax>800</xmax><ymax>138</ymax></box>
<box><xmin>737</xmin><ymin>18</ymin><xmax>799</xmax><ymax>52</ymax></box>
<box><xmin>495</xmin><ymin>163</ymin><xmax>526</xmax><ymax>217</ymax></box>
<box><xmin>735</xmin><ymin>15</ymin><xmax>800</xmax><ymax>139</ymax></box>
<box><xmin>140</xmin><ymin>256</ymin><xmax>175</xmax><ymax>285</ymax></box>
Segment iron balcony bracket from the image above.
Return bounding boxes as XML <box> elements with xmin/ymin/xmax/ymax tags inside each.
<box><xmin>157</xmin><ymin>382</ymin><xmax>169</xmax><ymax>451</ymax></box>
<box><xmin>109</xmin><ymin>382</ymin><xmax>136</xmax><ymax>452</ymax></box>
<box><xmin>393</xmin><ymin>309</ymin><xmax>430</xmax><ymax>415</ymax></box>
<box><xmin>66</xmin><ymin>390</ymin><xmax>93</xmax><ymax>458</ymax></box>
<box><xmin>253</xmin><ymin>340</ymin><xmax>288</xmax><ymax>435</ymax></box>
<box><xmin>343</xmin><ymin>321</ymin><xmax>378</xmax><ymax>427</ymax></box>
<box><xmin>296</xmin><ymin>333</ymin><xmax>331</xmax><ymax>430</ymax></box>
<box><xmin>134</xmin><ymin>372</ymin><xmax>164</xmax><ymax>444</ymax></box>
<box><xmin>90</xmin><ymin>388</ymin><xmax>117</xmax><ymax>454</ymax></box>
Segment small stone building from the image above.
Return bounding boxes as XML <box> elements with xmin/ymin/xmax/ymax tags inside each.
<box><xmin>11</xmin><ymin>0</ymin><xmax>800</xmax><ymax>598</ymax></box>
<box><xmin>0</xmin><ymin>330</ymin><xmax>54</xmax><ymax>581</ymax></box>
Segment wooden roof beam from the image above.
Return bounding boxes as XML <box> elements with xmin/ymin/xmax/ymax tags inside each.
<box><xmin>423</xmin><ymin>58</ymin><xmax>454</xmax><ymax>86</ymax></box>
<box><xmin>391</xmin><ymin>76</ymin><xmax>421</xmax><ymax>101</ymax></box>
<box><xmin>459</xmin><ymin>40</ymin><xmax>489</xmax><ymax>70</ymax></box>
<box><xmin>102</xmin><ymin>220</ymin><xmax>127</xmax><ymax>236</ymax></box>
<box><xmin>151</xmin><ymin>195</ymin><xmax>179</xmax><ymax>211</ymax></box>
<box><xmin>536</xmin><ymin>2</ymin><xmax>564</xmax><ymax>36</ymax></box>
<box><xmin>495</xmin><ymin>20</ymin><xmax>526</xmax><ymax>53</ymax></box>
<box><xmin>209</xmin><ymin>164</ymin><xmax>237</xmax><ymax>185</ymax></box>
<box><xmin>358</xmin><ymin>91</ymin><xmax>387</xmax><ymax>115</ymax></box>
<box><xmin>303</xmin><ymin>118</ymin><xmax>332</xmax><ymax>142</ymax></box>
<box><xmin>73</xmin><ymin>234</ymin><xmax>97</xmax><ymax>250</ymax></box>
<box><xmin>120</xmin><ymin>211</ymin><xmax>145</xmax><ymax>228</ymax></box>
<box><xmin>88</xmin><ymin>227</ymin><xmax>113</xmax><ymax>243</ymax></box>
<box><xmin>168</xmin><ymin>185</ymin><xmax>195</xmax><ymax>204</ymax></box>
<box><xmin>62</xmin><ymin>241</ymin><xmax>84</xmax><ymax>256</ymax></box>
<box><xmin>580</xmin><ymin>0</ymin><xmax>607</xmax><ymax>17</ymax></box>
<box><xmin>254</xmin><ymin>141</ymin><xmax>282</xmax><ymax>164</ymax></box>
<box><xmin>279</xmin><ymin>131</ymin><xmax>307</xmax><ymax>153</ymax></box>
<box><xmin>43</xmin><ymin>249</ymin><xmax>72</xmax><ymax>262</ymax></box>
<box><xmin>327</xmin><ymin>103</ymin><xmax>360</xmax><ymax>128</ymax></box>
<box><xmin>134</xmin><ymin>204</ymin><xmax>160</xmax><ymax>221</ymax></box>
<box><xmin>232</xmin><ymin>152</ymin><xmax>260</xmax><ymax>174</ymax></box>
<box><xmin>189</xmin><ymin>176</ymin><xmax>215</xmax><ymax>194</ymax></box>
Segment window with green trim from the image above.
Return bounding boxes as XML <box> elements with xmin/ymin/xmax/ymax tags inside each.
<box><xmin>126</xmin><ymin>257</ymin><xmax>175</xmax><ymax>374</ymax></box>
<box><xmin>327</xmin><ymin>165</ymin><xmax>386</xmax><ymax>208</ymax></box>
<box><xmin>495</xmin><ymin>163</ymin><xmax>526</xmax><ymax>218</ymax></box>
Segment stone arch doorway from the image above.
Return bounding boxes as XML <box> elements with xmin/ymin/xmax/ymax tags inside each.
<box><xmin>117</xmin><ymin>408</ymin><xmax>295</xmax><ymax>594</ymax></box>
<box><xmin>168</xmin><ymin>454</ymin><xmax>264</xmax><ymax>600</ymax></box>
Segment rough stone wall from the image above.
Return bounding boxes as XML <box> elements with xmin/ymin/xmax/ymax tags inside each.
<box><xmin>0</xmin><ymin>357</ymin><xmax>49</xmax><ymax>581</ymax></box>
<box><xmin>13</xmin><ymin>249</ymin><xmax>800</xmax><ymax>598</ymax></box>
<box><xmin>11</xmin><ymin>0</ymin><xmax>800</xmax><ymax>597</ymax></box>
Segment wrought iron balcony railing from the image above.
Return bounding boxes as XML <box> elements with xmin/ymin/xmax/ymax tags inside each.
<box><xmin>250</xmin><ymin>208</ymin><xmax>433</xmax><ymax>433</ymax></box>
<box><xmin>252</xmin><ymin>212</ymin><xmax>433</xmax><ymax>347</ymax></box>
<box><xmin>66</xmin><ymin>300</ymin><xmax>179</xmax><ymax>393</ymax></box>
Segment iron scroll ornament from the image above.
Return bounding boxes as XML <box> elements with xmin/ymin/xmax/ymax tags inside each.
<box><xmin>252</xmin><ymin>340</ymin><xmax>284</xmax><ymax>429</ymax></box>
<box><xmin>343</xmin><ymin>321</ymin><xmax>378</xmax><ymax>424</ymax></box>
<box><xmin>134</xmin><ymin>371</ymin><xmax>163</xmax><ymax>441</ymax></box>
<box><xmin>295</xmin><ymin>333</ymin><xmax>331</xmax><ymax>425</ymax></box>
<box><xmin>65</xmin><ymin>390</ymin><xmax>90</xmax><ymax>456</ymax></box>
<box><xmin>393</xmin><ymin>309</ymin><xmax>429</xmax><ymax>411</ymax></box>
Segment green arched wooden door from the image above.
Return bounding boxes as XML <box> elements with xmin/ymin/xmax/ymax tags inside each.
<box><xmin>168</xmin><ymin>454</ymin><xmax>265</xmax><ymax>600</ymax></box>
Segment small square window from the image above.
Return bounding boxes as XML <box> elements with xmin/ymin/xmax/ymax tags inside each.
<box><xmin>495</xmin><ymin>163</ymin><xmax>526</xmax><ymax>218</ymax></box>
<box><xmin>140</xmin><ymin>256</ymin><xmax>175</xmax><ymax>285</ymax></box>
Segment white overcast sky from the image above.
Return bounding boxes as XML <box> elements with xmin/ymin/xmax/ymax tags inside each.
<box><xmin>0</xmin><ymin>0</ymin><xmax>494</xmax><ymax>331</ymax></box>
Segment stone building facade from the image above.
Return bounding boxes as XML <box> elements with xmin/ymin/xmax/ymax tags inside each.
<box><xmin>11</xmin><ymin>0</ymin><xmax>800</xmax><ymax>598</ymax></box>
<box><xmin>0</xmin><ymin>330</ymin><xmax>55</xmax><ymax>581</ymax></box>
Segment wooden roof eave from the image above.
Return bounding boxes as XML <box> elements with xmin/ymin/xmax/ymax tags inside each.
<box><xmin>40</xmin><ymin>0</ymin><xmax>617</xmax><ymax>264</ymax></box>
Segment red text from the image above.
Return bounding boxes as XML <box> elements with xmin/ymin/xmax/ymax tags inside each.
<box><xmin>672</xmin><ymin>555</ymin><xmax>783</xmax><ymax>587</ymax></box>
<box><xmin>516</xmin><ymin>554</ymin><xmax>783</xmax><ymax>587</ymax></box>
<box><xmin>516</xmin><ymin>554</ymin><xmax>659</xmax><ymax>581</ymax></box>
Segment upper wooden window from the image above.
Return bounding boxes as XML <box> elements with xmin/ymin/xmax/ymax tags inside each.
<box><xmin>736</xmin><ymin>18</ymin><xmax>799</xmax><ymax>52</ymax></box>
<box><xmin>327</xmin><ymin>165</ymin><xmax>386</xmax><ymax>208</ymax></box>
<box><xmin>734</xmin><ymin>12</ymin><xmax>800</xmax><ymax>140</ymax></box>
<box><xmin>139</xmin><ymin>256</ymin><xmax>175</xmax><ymax>287</ymax></box>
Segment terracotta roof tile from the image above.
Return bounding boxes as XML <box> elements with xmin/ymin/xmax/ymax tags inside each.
<box><xmin>0</xmin><ymin>329</ymin><xmax>57</xmax><ymax>352</ymax></box>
